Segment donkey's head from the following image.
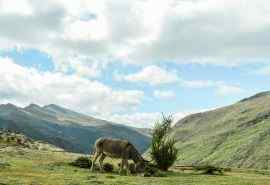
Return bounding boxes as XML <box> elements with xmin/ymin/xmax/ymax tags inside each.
<box><xmin>135</xmin><ymin>159</ymin><xmax>149</xmax><ymax>173</ymax></box>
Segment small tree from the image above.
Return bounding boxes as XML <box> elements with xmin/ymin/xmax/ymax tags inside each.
<box><xmin>69</xmin><ymin>156</ymin><xmax>92</xmax><ymax>168</ymax></box>
<box><xmin>150</xmin><ymin>114</ymin><xmax>178</xmax><ymax>171</ymax></box>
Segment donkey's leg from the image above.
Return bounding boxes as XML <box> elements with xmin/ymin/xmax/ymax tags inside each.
<box><xmin>99</xmin><ymin>153</ymin><xmax>106</xmax><ymax>172</ymax></box>
<box><xmin>119</xmin><ymin>159</ymin><xmax>124</xmax><ymax>174</ymax></box>
<box><xmin>124</xmin><ymin>159</ymin><xmax>130</xmax><ymax>175</ymax></box>
<box><xmin>91</xmin><ymin>151</ymin><xmax>101</xmax><ymax>172</ymax></box>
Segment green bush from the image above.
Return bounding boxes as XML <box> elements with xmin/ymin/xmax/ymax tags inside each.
<box><xmin>103</xmin><ymin>163</ymin><xmax>114</xmax><ymax>172</ymax></box>
<box><xmin>140</xmin><ymin>163</ymin><xmax>165</xmax><ymax>177</ymax></box>
<box><xmin>144</xmin><ymin>163</ymin><xmax>159</xmax><ymax>176</ymax></box>
<box><xmin>150</xmin><ymin>115</ymin><xmax>178</xmax><ymax>171</ymax></box>
<box><xmin>194</xmin><ymin>165</ymin><xmax>224</xmax><ymax>175</ymax></box>
<box><xmin>69</xmin><ymin>156</ymin><xmax>92</xmax><ymax>169</ymax></box>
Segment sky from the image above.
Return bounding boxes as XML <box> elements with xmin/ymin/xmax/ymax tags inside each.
<box><xmin>0</xmin><ymin>0</ymin><xmax>270</xmax><ymax>128</ymax></box>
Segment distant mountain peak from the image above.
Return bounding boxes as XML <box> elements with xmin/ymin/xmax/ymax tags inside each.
<box><xmin>43</xmin><ymin>104</ymin><xmax>92</xmax><ymax>119</ymax></box>
<box><xmin>43</xmin><ymin>104</ymin><xmax>68</xmax><ymax>112</ymax></box>
<box><xmin>24</xmin><ymin>103</ymin><xmax>42</xmax><ymax>110</ymax></box>
<box><xmin>5</xmin><ymin>103</ymin><xmax>17</xmax><ymax>107</ymax></box>
<box><xmin>0</xmin><ymin>103</ymin><xmax>19</xmax><ymax>110</ymax></box>
<box><xmin>44</xmin><ymin>104</ymin><xmax>60</xmax><ymax>108</ymax></box>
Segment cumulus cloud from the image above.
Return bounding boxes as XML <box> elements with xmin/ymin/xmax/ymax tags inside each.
<box><xmin>0</xmin><ymin>57</ymin><xmax>144</xmax><ymax>114</ymax></box>
<box><xmin>128</xmin><ymin>0</ymin><xmax>270</xmax><ymax>66</ymax></box>
<box><xmin>1</xmin><ymin>0</ymin><xmax>270</xmax><ymax>69</ymax></box>
<box><xmin>115</xmin><ymin>65</ymin><xmax>179</xmax><ymax>85</ymax></box>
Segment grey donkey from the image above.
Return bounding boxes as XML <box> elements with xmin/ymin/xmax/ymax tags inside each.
<box><xmin>90</xmin><ymin>137</ymin><xmax>147</xmax><ymax>174</ymax></box>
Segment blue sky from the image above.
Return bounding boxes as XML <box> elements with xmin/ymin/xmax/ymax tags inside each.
<box><xmin>0</xmin><ymin>0</ymin><xmax>270</xmax><ymax>127</ymax></box>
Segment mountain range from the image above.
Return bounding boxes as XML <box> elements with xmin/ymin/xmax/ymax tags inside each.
<box><xmin>2</xmin><ymin>91</ymin><xmax>270</xmax><ymax>170</ymax></box>
<box><xmin>170</xmin><ymin>91</ymin><xmax>270</xmax><ymax>169</ymax></box>
<box><xmin>0</xmin><ymin>103</ymin><xmax>151</xmax><ymax>153</ymax></box>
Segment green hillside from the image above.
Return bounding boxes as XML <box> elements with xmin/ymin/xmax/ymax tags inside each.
<box><xmin>170</xmin><ymin>91</ymin><xmax>270</xmax><ymax>169</ymax></box>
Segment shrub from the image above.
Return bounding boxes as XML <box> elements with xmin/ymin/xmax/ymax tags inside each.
<box><xmin>102</xmin><ymin>163</ymin><xmax>114</xmax><ymax>172</ymax></box>
<box><xmin>144</xmin><ymin>163</ymin><xmax>159</xmax><ymax>176</ymax></box>
<box><xmin>70</xmin><ymin>156</ymin><xmax>92</xmax><ymax>169</ymax></box>
<box><xmin>150</xmin><ymin>114</ymin><xmax>178</xmax><ymax>171</ymax></box>
<box><xmin>194</xmin><ymin>165</ymin><xmax>224</xmax><ymax>175</ymax></box>
<box><xmin>140</xmin><ymin>163</ymin><xmax>165</xmax><ymax>177</ymax></box>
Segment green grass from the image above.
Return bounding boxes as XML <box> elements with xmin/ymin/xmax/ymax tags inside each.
<box><xmin>1</xmin><ymin>146</ymin><xmax>270</xmax><ymax>185</ymax></box>
<box><xmin>170</xmin><ymin>93</ymin><xmax>270</xmax><ymax>169</ymax></box>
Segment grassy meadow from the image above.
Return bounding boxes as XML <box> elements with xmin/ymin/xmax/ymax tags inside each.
<box><xmin>1</xmin><ymin>146</ymin><xmax>270</xmax><ymax>185</ymax></box>
<box><xmin>170</xmin><ymin>93</ymin><xmax>270</xmax><ymax>169</ymax></box>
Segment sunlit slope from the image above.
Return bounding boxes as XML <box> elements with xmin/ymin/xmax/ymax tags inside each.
<box><xmin>171</xmin><ymin>92</ymin><xmax>270</xmax><ymax>169</ymax></box>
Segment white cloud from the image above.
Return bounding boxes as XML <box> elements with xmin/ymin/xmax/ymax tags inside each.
<box><xmin>0</xmin><ymin>57</ymin><xmax>144</xmax><ymax>114</ymax></box>
<box><xmin>127</xmin><ymin>0</ymin><xmax>270</xmax><ymax>66</ymax></box>
<box><xmin>104</xmin><ymin>111</ymin><xmax>191</xmax><ymax>128</ymax></box>
<box><xmin>105</xmin><ymin>112</ymin><xmax>160</xmax><ymax>128</ymax></box>
<box><xmin>63</xmin><ymin>16</ymin><xmax>108</xmax><ymax>42</ymax></box>
<box><xmin>180</xmin><ymin>79</ymin><xmax>247</xmax><ymax>96</ymax></box>
<box><xmin>216</xmin><ymin>84</ymin><xmax>246</xmax><ymax>96</ymax></box>
<box><xmin>181</xmin><ymin>79</ymin><xmax>248</xmax><ymax>97</ymax></box>
<box><xmin>116</xmin><ymin>65</ymin><xmax>179</xmax><ymax>86</ymax></box>
<box><xmin>255</xmin><ymin>65</ymin><xmax>270</xmax><ymax>76</ymax></box>
<box><xmin>59</xmin><ymin>55</ymin><xmax>110</xmax><ymax>78</ymax></box>
<box><xmin>115</xmin><ymin>65</ymin><xmax>248</xmax><ymax>97</ymax></box>
<box><xmin>1</xmin><ymin>0</ymin><xmax>270</xmax><ymax>70</ymax></box>
<box><xmin>0</xmin><ymin>0</ymin><xmax>33</xmax><ymax>15</ymax></box>
<box><xmin>154</xmin><ymin>90</ymin><xmax>175</xmax><ymax>100</ymax></box>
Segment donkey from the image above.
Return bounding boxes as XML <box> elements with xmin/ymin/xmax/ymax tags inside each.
<box><xmin>90</xmin><ymin>137</ymin><xmax>147</xmax><ymax>174</ymax></box>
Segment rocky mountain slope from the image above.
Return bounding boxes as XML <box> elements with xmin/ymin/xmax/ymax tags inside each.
<box><xmin>0</xmin><ymin>103</ymin><xmax>150</xmax><ymax>153</ymax></box>
<box><xmin>0</xmin><ymin>129</ymin><xmax>63</xmax><ymax>151</ymax></box>
<box><xmin>170</xmin><ymin>91</ymin><xmax>270</xmax><ymax>169</ymax></box>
